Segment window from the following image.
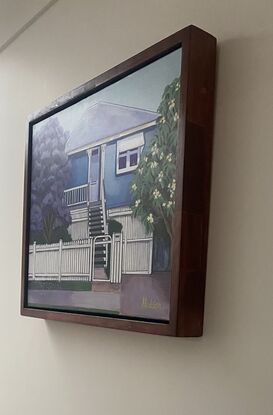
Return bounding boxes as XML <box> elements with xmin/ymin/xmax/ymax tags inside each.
<box><xmin>118</xmin><ymin>147</ymin><xmax>140</xmax><ymax>172</ymax></box>
<box><xmin>116</xmin><ymin>132</ymin><xmax>144</xmax><ymax>174</ymax></box>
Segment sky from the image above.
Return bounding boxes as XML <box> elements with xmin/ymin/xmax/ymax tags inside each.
<box><xmin>33</xmin><ymin>47</ymin><xmax>182</xmax><ymax>137</ymax></box>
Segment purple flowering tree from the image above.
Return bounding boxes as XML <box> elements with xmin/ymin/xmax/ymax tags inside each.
<box><xmin>30</xmin><ymin>117</ymin><xmax>71</xmax><ymax>244</ymax></box>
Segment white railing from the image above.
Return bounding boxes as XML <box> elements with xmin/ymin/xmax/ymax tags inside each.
<box><xmin>64</xmin><ymin>184</ymin><xmax>88</xmax><ymax>206</ymax></box>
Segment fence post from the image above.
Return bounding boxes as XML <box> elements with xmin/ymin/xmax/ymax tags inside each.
<box><xmin>110</xmin><ymin>233</ymin><xmax>115</xmax><ymax>283</ymax></box>
<box><xmin>58</xmin><ymin>239</ymin><xmax>63</xmax><ymax>282</ymax></box>
<box><xmin>123</xmin><ymin>234</ymin><xmax>127</xmax><ymax>274</ymax></box>
<box><xmin>118</xmin><ymin>233</ymin><xmax>123</xmax><ymax>283</ymax></box>
<box><xmin>33</xmin><ymin>241</ymin><xmax>36</xmax><ymax>280</ymax></box>
<box><xmin>149</xmin><ymin>237</ymin><xmax>153</xmax><ymax>275</ymax></box>
<box><xmin>89</xmin><ymin>237</ymin><xmax>93</xmax><ymax>282</ymax></box>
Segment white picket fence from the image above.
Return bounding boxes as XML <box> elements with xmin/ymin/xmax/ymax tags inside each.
<box><xmin>28</xmin><ymin>234</ymin><xmax>122</xmax><ymax>283</ymax></box>
<box><xmin>122</xmin><ymin>236</ymin><xmax>153</xmax><ymax>274</ymax></box>
<box><xmin>28</xmin><ymin>233</ymin><xmax>153</xmax><ymax>283</ymax></box>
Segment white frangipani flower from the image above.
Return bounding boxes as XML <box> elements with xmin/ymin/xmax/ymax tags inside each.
<box><xmin>153</xmin><ymin>189</ymin><xmax>161</xmax><ymax>199</ymax></box>
<box><xmin>147</xmin><ymin>213</ymin><xmax>154</xmax><ymax>224</ymax></box>
<box><xmin>159</xmin><ymin>116</ymin><xmax>166</xmax><ymax>124</ymax></box>
<box><xmin>158</xmin><ymin>171</ymin><xmax>164</xmax><ymax>183</ymax></box>
<box><xmin>131</xmin><ymin>183</ymin><xmax>137</xmax><ymax>191</ymax></box>
<box><xmin>151</xmin><ymin>143</ymin><xmax>159</xmax><ymax>156</ymax></box>
<box><xmin>150</xmin><ymin>161</ymin><xmax>158</xmax><ymax>169</ymax></box>
<box><xmin>168</xmin><ymin>99</ymin><xmax>175</xmax><ymax>109</ymax></box>
<box><xmin>135</xmin><ymin>199</ymin><xmax>141</xmax><ymax>207</ymax></box>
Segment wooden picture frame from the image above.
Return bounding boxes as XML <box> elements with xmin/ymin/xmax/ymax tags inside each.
<box><xmin>21</xmin><ymin>25</ymin><xmax>216</xmax><ymax>336</ymax></box>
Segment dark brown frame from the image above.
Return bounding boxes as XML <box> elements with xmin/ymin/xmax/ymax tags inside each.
<box><xmin>21</xmin><ymin>25</ymin><xmax>216</xmax><ymax>337</ymax></box>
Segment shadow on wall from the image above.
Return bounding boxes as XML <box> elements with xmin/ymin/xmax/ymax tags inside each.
<box><xmin>205</xmin><ymin>32</ymin><xmax>273</xmax><ymax>341</ymax></box>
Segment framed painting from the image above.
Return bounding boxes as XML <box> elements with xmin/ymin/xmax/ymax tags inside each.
<box><xmin>21</xmin><ymin>25</ymin><xmax>216</xmax><ymax>336</ymax></box>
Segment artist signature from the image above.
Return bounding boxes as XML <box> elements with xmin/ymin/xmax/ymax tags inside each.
<box><xmin>141</xmin><ymin>296</ymin><xmax>161</xmax><ymax>310</ymax></box>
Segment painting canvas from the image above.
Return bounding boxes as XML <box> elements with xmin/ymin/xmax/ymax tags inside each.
<box><xmin>26</xmin><ymin>48</ymin><xmax>182</xmax><ymax>322</ymax></box>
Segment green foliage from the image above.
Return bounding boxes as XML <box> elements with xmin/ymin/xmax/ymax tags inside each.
<box><xmin>29</xmin><ymin>225</ymin><xmax>72</xmax><ymax>245</ymax></box>
<box><xmin>107</xmin><ymin>219</ymin><xmax>123</xmax><ymax>235</ymax></box>
<box><xmin>130</xmin><ymin>78</ymin><xmax>180</xmax><ymax>238</ymax></box>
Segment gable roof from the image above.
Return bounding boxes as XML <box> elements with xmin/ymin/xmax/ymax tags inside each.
<box><xmin>66</xmin><ymin>101</ymin><xmax>159</xmax><ymax>153</ymax></box>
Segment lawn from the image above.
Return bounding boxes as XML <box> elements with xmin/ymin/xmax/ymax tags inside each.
<box><xmin>28</xmin><ymin>281</ymin><xmax>92</xmax><ymax>291</ymax></box>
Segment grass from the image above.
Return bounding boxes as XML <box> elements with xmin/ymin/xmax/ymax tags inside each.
<box><xmin>28</xmin><ymin>303</ymin><xmax>119</xmax><ymax>315</ymax></box>
<box><xmin>28</xmin><ymin>281</ymin><xmax>92</xmax><ymax>291</ymax></box>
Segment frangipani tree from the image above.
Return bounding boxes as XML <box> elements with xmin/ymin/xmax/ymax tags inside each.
<box><xmin>130</xmin><ymin>78</ymin><xmax>180</xmax><ymax>239</ymax></box>
<box><xmin>30</xmin><ymin>117</ymin><xmax>71</xmax><ymax>244</ymax></box>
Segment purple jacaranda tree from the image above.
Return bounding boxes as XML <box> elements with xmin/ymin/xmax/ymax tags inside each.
<box><xmin>30</xmin><ymin>117</ymin><xmax>71</xmax><ymax>244</ymax></box>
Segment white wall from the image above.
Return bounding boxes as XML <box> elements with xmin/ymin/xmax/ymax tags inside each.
<box><xmin>0</xmin><ymin>0</ymin><xmax>51</xmax><ymax>49</ymax></box>
<box><xmin>0</xmin><ymin>1</ymin><xmax>272</xmax><ymax>414</ymax></box>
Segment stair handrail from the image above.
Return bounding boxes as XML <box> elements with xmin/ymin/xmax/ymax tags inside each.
<box><xmin>101</xmin><ymin>178</ymin><xmax>108</xmax><ymax>234</ymax></box>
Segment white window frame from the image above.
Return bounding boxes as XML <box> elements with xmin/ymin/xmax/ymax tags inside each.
<box><xmin>116</xmin><ymin>132</ymin><xmax>144</xmax><ymax>175</ymax></box>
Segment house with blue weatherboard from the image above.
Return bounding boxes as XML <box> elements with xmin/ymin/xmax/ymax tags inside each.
<box><xmin>64</xmin><ymin>101</ymin><xmax>160</xmax><ymax>275</ymax></box>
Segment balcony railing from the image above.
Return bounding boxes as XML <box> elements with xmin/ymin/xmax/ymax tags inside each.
<box><xmin>64</xmin><ymin>184</ymin><xmax>88</xmax><ymax>206</ymax></box>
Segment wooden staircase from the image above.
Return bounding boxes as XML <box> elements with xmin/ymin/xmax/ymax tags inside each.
<box><xmin>88</xmin><ymin>202</ymin><xmax>108</xmax><ymax>272</ymax></box>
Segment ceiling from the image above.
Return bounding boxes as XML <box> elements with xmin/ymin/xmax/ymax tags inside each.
<box><xmin>0</xmin><ymin>0</ymin><xmax>55</xmax><ymax>51</ymax></box>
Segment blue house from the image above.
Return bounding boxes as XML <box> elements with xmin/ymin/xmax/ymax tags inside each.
<box><xmin>64</xmin><ymin>101</ymin><xmax>159</xmax><ymax>274</ymax></box>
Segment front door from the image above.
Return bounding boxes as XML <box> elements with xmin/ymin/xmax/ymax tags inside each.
<box><xmin>89</xmin><ymin>147</ymin><xmax>100</xmax><ymax>202</ymax></box>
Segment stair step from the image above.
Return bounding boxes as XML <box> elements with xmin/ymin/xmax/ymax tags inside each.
<box><xmin>90</xmin><ymin>230</ymin><xmax>105</xmax><ymax>235</ymax></box>
<box><xmin>89</xmin><ymin>219</ymin><xmax>104</xmax><ymax>225</ymax></box>
<box><xmin>88</xmin><ymin>216</ymin><xmax>103</xmax><ymax>223</ymax></box>
<box><xmin>89</xmin><ymin>222</ymin><xmax>103</xmax><ymax>229</ymax></box>
<box><xmin>89</xmin><ymin>209</ymin><xmax>102</xmax><ymax>213</ymax></box>
<box><xmin>89</xmin><ymin>219</ymin><xmax>104</xmax><ymax>226</ymax></box>
<box><xmin>89</xmin><ymin>224</ymin><xmax>104</xmax><ymax>229</ymax></box>
<box><xmin>94</xmin><ymin>256</ymin><xmax>106</xmax><ymax>262</ymax></box>
<box><xmin>90</xmin><ymin>229</ymin><xmax>104</xmax><ymax>234</ymax></box>
<box><xmin>94</xmin><ymin>248</ymin><xmax>106</xmax><ymax>252</ymax></box>
<box><xmin>89</xmin><ymin>223</ymin><xmax>103</xmax><ymax>229</ymax></box>
<box><xmin>94</xmin><ymin>255</ymin><xmax>106</xmax><ymax>261</ymax></box>
<box><xmin>95</xmin><ymin>258</ymin><xmax>106</xmax><ymax>265</ymax></box>
<box><xmin>89</xmin><ymin>226</ymin><xmax>104</xmax><ymax>232</ymax></box>
<box><xmin>95</xmin><ymin>245</ymin><xmax>106</xmax><ymax>254</ymax></box>
<box><xmin>89</xmin><ymin>208</ymin><xmax>102</xmax><ymax>213</ymax></box>
<box><xmin>90</xmin><ymin>201</ymin><xmax>102</xmax><ymax>207</ymax></box>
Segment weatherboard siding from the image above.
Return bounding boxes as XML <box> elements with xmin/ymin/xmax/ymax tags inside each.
<box><xmin>67</xmin><ymin>151</ymin><xmax>88</xmax><ymax>188</ymax></box>
<box><xmin>104</xmin><ymin>127</ymin><xmax>155</xmax><ymax>208</ymax></box>
<box><xmin>66</xmin><ymin>126</ymin><xmax>156</xmax><ymax>208</ymax></box>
